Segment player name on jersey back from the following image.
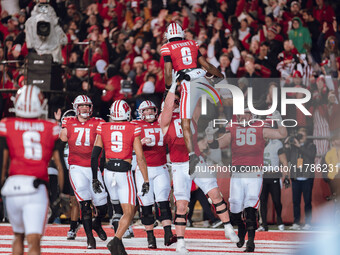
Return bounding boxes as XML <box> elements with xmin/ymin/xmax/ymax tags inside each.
<box><xmin>170</xmin><ymin>41</ymin><xmax>196</xmax><ymax>49</ymax></box>
<box><xmin>14</xmin><ymin>121</ymin><xmax>45</xmax><ymax>131</ymax></box>
<box><xmin>110</xmin><ymin>125</ymin><xmax>126</xmax><ymax>130</ymax></box>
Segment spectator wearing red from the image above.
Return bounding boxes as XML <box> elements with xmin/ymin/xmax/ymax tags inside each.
<box><xmin>313</xmin><ymin>0</ymin><xmax>335</xmax><ymax>39</ymax></box>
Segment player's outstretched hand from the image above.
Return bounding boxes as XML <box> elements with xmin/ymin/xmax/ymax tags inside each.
<box><xmin>142</xmin><ymin>182</ymin><xmax>150</xmax><ymax>196</ymax></box>
<box><xmin>92</xmin><ymin>179</ymin><xmax>104</xmax><ymax>193</ymax></box>
<box><xmin>205</xmin><ymin>121</ymin><xmax>219</xmax><ymax>142</ymax></box>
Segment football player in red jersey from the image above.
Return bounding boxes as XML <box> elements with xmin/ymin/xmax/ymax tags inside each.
<box><xmin>135</xmin><ymin>100</ymin><xmax>176</xmax><ymax>249</ymax></box>
<box><xmin>59</xmin><ymin>95</ymin><xmax>108</xmax><ymax>249</ymax></box>
<box><xmin>205</xmin><ymin>110</ymin><xmax>287</xmax><ymax>252</ymax></box>
<box><xmin>160</xmin><ymin>22</ymin><xmax>224</xmax><ymax>173</ymax></box>
<box><xmin>91</xmin><ymin>99</ymin><xmax>149</xmax><ymax>255</ymax></box>
<box><xmin>160</xmin><ymin>75</ymin><xmax>239</xmax><ymax>254</ymax></box>
<box><xmin>0</xmin><ymin>85</ymin><xmax>64</xmax><ymax>255</ymax></box>
<box><xmin>159</xmin><ymin>89</ymin><xmax>191</xmax><ymax>254</ymax></box>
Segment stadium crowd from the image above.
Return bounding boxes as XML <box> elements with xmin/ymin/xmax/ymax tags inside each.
<box><xmin>0</xmin><ymin>0</ymin><xmax>340</xmax><ymax>237</ymax></box>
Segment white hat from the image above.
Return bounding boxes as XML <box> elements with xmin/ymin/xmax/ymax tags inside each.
<box><xmin>134</xmin><ymin>56</ymin><xmax>144</xmax><ymax>64</ymax></box>
<box><xmin>96</xmin><ymin>59</ymin><xmax>107</xmax><ymax>74</ymax></box>
<box><xmin>142</xmin><ymin>81</ymin><xmax>155</xmax><ymax>94</ymax></box>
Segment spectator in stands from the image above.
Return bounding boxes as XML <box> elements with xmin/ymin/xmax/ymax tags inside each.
<box><xmin>302</xmin><ymin>9</ymin><xmax>321</xmax><ymax>63</ymax></box>
<box><xmin>310</xmin><ymin>76</ymin><xmax>330</xmax><ymax>163</ymax></box>
<box><xmin>288</xmin><ymin>17</ymin><xmax>311</xmax><ymax>54</ymax></box>
<box><xmin>284</xmin><ymin>127</ymin><xmax>316</xmax><ymax>230</ymax></box>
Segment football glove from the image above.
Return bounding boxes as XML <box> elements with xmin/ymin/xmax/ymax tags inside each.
<box><xmin>92</xmin><ymin>179</ymin><xmax>104</xmax><ymax>193</ymax></box>
<box><xmin>141</xmin><ymin>182</ymin><xmax>150</xmax><ymax>196</ymax></box>
<box><xmin>189</xmin><ymin>152</ymin><xmax>200</xmax><ymax>175</ymax></box>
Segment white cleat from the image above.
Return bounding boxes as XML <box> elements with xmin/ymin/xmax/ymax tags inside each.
<box><xmin>278</xmin><ymin>224</ymin><xmax>285</xmax><ymax>231</ymax></box>
<box><xmin>176</xmin><ymin>239</ymin><xmax>189</xmax><ymax>254</ymax></box>
<box><xmin>224</xmin><ymin>223</ymin><xmax>240</xmax><ymax>243</ymax></box>
<box><xmin>122</xmin><ymin>226</ymin><xmax>134</xmax><ymax>238</ymax></box>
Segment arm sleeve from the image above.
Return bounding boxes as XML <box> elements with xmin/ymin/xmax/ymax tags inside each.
<box><xmin>91</xmin><ymin>146</ymin><xmax>102</xmax><ymax>179</ymax></box>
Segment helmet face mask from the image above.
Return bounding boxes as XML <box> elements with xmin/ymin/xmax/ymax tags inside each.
<box><xmin>165</xmin><ymin>23</ymin><xmax>184</xmax><ymax>41</ymax></box>
<box><xmin>13</xmin><ymin>85</ymin><xmax>47</xmax><ymax>118</ymax></box>
<box><xmin>73</xmin><ymin>95</ymin><xmax>93</xmax><ymax>119</ymax></box>
<box><xmin>138</xmin><ymin>100</ymin><xmax>157</xmax><ymax>122</ymax></box>
<box><xmin>109</xmin><ymin>100</ymin><xmax>131</xmax><ymax>121</ymax></box>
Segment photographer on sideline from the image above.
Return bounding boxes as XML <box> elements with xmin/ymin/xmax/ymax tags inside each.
<box><xmin>284</xmin><ymin>128</ymin><xmax>316</xmax><ymax>230</ymax></box>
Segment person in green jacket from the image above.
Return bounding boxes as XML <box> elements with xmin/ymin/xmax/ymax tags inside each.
<box><xmin>288</xmin><ymin>17</ymin><xmax>312</xmax><ymax>54</ymax></box>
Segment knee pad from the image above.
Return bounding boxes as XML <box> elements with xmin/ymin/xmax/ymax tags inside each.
<box><xmin>174</xmin><ymin>208</ymin><xmax>187</xmax><ymax>226</ymax></box>
<box><xmin>141</xmin><ymin>205</ymin><xmax>155</xmax><ymax>226</ymax></box>
<box><xmin>95</xmin><ymin>204</ymin><xmax>107</xmax><ymax>218</ymax></box>
<box><xmin>157</xmin><ymin>201</ymin><xmax>172</xmax><ymax>221</ymax></box>
<box><xmin>111</xmin><ymin>200</ymin><xmax>123</xmax><ymax>221</ymax></box>
<box><xmin>244</xmin><ymin>207</ymin><xmax>257</xmax><ymax>230</ymax></box>
<box><xmin>79</xmin><ymin>200</ymin><xmax>92</xmax><ymax>220</ymax></box>
<box><xmin>213</xmin><ymin>199</ymin><xmax>228</xmax><ymax>215</ymax></box>
<box><xmin>229</xmin><ymin>212</ymin><xmax>243</xmax><ymax>226</ymax></box>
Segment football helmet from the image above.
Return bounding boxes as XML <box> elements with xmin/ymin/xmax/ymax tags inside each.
<box><xmin>61</xmin><ymin>109</ymin><xmax>76</xmax><ymax>123</ymax></box>
<box><xmin>72</xmin><ymin>95</ymin><xmax>93</xmax><ymax>118</ymax></box>
<box><xmin>138</xmin><ymin>100</ymin><xmax>157</xmax><ymax>121</ymax></box>
<box><xmin>165</xmin><ymin>22</ymin><xmax>184</xmax><ymax>41</ymax></box>
<box><xmin>13</xmin><ymin>85</ymin><xmax>47</xmax><ymax>118</ymax></box>
<box><xmin>109</xmin><ymin>100</ymin><xmax>131</xmax><ymax>121</ymax></box>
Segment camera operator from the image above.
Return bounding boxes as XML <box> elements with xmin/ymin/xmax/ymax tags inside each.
<box><xmin>284</xmin><ymin>127</ymin><xmax>316</xmax><ymax>230</ymax></box>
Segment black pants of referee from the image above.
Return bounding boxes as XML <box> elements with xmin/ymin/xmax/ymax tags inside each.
<box><xmin>260</xmin><ymin>178</ymin><xmax>283</xmax><ymax>227</ymax></box>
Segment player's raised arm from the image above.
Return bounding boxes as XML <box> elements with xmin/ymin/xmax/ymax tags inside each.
<box><xmin>159</xmin><ymin>72</ymin><xmax>179</xmax><ymax>134</ymax></box>
<box><xmin>263</xmin><ymin>112</ymin><xmax>287</xmax><ymax>139</ymax></box>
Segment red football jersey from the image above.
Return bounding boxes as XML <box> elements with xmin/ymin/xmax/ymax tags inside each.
<box><xmin>62</xmin><ymin>116</ymin><xmax>105</xmax><ymax>167</ymax></box>
<box><xmin>164</xmin><ymin>113</ymin><xmax>189</xmax><ymax>163</ymax></box>
<box><xmin>0</xmin><ymin>117</ymin><xmax>60</xmax><ymax>182</ymax></box>
<box><xmin>226</xmin><ymin>123</ymin><xmax>265</xmax><ymax>166</ymax></box>
<box><xmin>137</xmin><ymin>120</ymin><xmax>166</xmax><ymax>167</ymax></box>
<box><xmin>97</xmin><ymin>121</ymin><xmax>141</xmax><ymax>160</ymax></box>
<box><xmin>160</xmin><ymin>39</ymin><xmax>199</xmax><ymax>71</ymax></box>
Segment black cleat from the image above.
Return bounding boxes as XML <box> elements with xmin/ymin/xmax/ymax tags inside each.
<box><xmin>164</xmin><ymin>233</ymin><xmax>177</xmax><ymax>246</ymax></box>
<box><xmin>107</xmin><ymin>237</ymin><xmax>127</xmax><ymax>255</ymax></box>
<box><xmin>244</xmin><ymin>240</ymin><xmax>255</xmax><ymax>252</ymax></box>
<box><xmin>92</xmin><ymin>218</ymin><xmax>107</xmax><ymax>241</ymax></box>
<box><xmin>147</xmin><ymin>234</ymin><xmax>157</xmax><ymax>249</ymax></box>
<box><xmin>87</xmin><ymin>236</ymin><xmax>96</xmax><ymax>249</ymax></box>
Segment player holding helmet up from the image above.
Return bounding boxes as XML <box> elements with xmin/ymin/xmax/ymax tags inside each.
<box><xmin>0</xmin><ymin>85</ymin><xmax>64</xmax><ymax>255</ymax></box>
<box><xmin>59</xmin><ymin>95</ymin><xmax>108</xmax><ymax>249</ymax></box>
<box><xmin>205</xmin><ymin>110</ymin><xmax>287</xmax><ymax>252</ymax></box>
<box><xmin>160</xmin><ymin>22</ymin><xmax>224</xmax><ymax>173</ymax></box>
<box><xmin>135</xmin><ymin>100</ymin><xmax>176</xmax><ymax>249</ymax></box>
<box><xmin>91</xmin><ymin>99</ymin><xmax>149</xmax><ymax>255</ymax></box>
